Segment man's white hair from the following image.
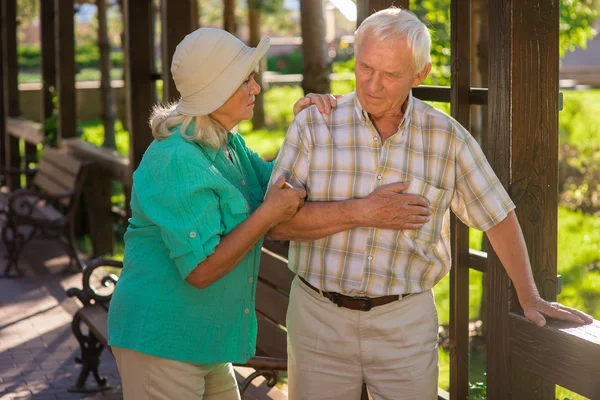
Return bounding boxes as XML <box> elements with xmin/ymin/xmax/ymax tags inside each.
<box><xmin>355</xmin><ymin>7</ymin><xmax>432</xmax><ymax>73</ymax></box>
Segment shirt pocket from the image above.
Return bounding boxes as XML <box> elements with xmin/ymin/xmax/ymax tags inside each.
<box><xmin>402</xmin><ymin>177</ymin><xmax>452</xmax><ymax>252</ymax></box>
<box><xmin>223</xmin><ymin>195</ymin><xmax>250</xmax><ymax>233</ymax></box>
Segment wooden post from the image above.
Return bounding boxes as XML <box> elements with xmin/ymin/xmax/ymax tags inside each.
<box><xmin>0</xmin><ymin>0</ymin><xmax>5</xmax><ymax>180</ymax></box>
<box><xmin>41</xmin><ymin>0</ymin><xmax>56</xmax><ymax>124</ymax></box>
<box><xmin>161</xmin><ymin>0</ymin><xmax>195</xmax><ymax>104</ymax></box>
<box><xmin>356</xmin><ymin>0</ymin><xmax>408</xmax><ymax>28</ymax></box>
<box><xmin>55</xmin><ymin>0</ymin><xmax>77</xmax><ymax>142</ymax></box>
<box><xmin>125</xmin><ymin>0</ymin><xmax>155</xmax><ymax>172</ymax></box>
<box><xmin>487</xmin><ymin>0</ymin><xmax>559</xmax><ymax>398</ymax></box>
<box><xmin>449</xmin><ymin>0</ymin><xmax>471</xmax><ymax>399</ymax></box>
<box><xmin>2</xmin><ymin>0</ymin><xmax>21</xmax><ymax>190</ymax></box>
<box><xmin>85</xmin><ymin>165</ymin><xmax>114</xmax><ymax>256</ymax></box>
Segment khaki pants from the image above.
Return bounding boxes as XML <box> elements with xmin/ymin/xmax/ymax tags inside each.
<box><xmin>113</xmin><ymin>347</ymin><xmax>241</xmax><ymax>400</ymax></box>
<box><xmin>287</xmin><ymin>277</ymin><xmax>439</xmax><ymax>400</ymax></box>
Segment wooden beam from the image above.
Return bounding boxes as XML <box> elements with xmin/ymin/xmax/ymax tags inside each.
<box><xmin>6</xmin><ymin>118</ymin><xmax>44</xmax><ymax>145</ymax></box>
<box><xmin>55</xmin><ymin>0</ymin><xmax>77</xmax><ymax>141</ymax></box>
<box><xmin>161</xmin><ymin>0</ymin><xmax>195</xmax><ymax>103</ymax></box>
<box><xmin>125</xmin><ymin>0</ymin><xmax>155</xmax><ymax>171</ymax></box>
<box><xmin>448</xmin><ymin>0</ymin><xmax>471</xmax><ymax>398</ymax></box>
<box><xmin>356</xmin><ymin>0</ymin><xmax>408</xmax><ymax>28</ymax></box>
<box><xmin>2</xmin><ymin>0</ymin><xmax>21</xmax><ymax>190</ymax></box>
<box><xmin>487</xmin><ymin>0</ymin><xmax>560</xmax><ymax>398</ymax></box>
<box><xmin>510</xmin><ymin>314</ymin><xmax>600</xmax><ymax>399</ymax></box>
<box><xmin>413</xmin><ymin>86</ymin><xmax>488</xmax><ymax>105</ymax></box>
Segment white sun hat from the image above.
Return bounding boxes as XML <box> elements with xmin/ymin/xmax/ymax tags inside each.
<box><xmin>171</xmin><ymin>28</ymin><xmax>270</xmax><ymax>116</ymax></box>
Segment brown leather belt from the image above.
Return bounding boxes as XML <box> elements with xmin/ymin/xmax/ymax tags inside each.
<box><xmin>299</xmin><ymin>276</ymin><xmax>410</xmax><ymax>312</ymax></box>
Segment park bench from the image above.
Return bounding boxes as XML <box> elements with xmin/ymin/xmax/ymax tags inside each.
<box><xmin>0</xmin><ymin>146</ymin><xmax>90</xmax><ymax>277</ymax></box>
<box><xmin>65</xmin><ymin>238</ymin><xmax>371</xmax><ymax>398</ymax></box>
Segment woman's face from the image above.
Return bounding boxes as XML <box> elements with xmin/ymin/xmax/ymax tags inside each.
<box><xmin>211</xmin><ymin>73</ymin><xmax>261</xmax><ymax>131</ymax></box>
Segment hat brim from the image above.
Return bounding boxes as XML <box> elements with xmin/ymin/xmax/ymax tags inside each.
<box><xmin>176</xmin><ymin>37</ymin><xmax>270</xmax><ymax>117</ymax></box>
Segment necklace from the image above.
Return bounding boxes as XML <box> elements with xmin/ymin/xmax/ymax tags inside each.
<box><xmin>223</xmin><ymin>144</ymin><xmax>232</xmax><ymax>161</ymax></box>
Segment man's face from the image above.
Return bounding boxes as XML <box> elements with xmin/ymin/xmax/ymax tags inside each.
<box><xmin>355</xmin><ymin>35</ymin><xmax>430</xmax><ymax>118</ymax></box>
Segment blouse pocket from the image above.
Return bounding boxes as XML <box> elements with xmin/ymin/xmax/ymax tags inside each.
<box><xmin>401</xmin><ymin>178</ymin><xmax>452</xmax><ymax>251</ymax></box>
<box><xmin>223</xmin><ymin>195</ymin><xmax>250</xmax><ymax>232</ymax></box>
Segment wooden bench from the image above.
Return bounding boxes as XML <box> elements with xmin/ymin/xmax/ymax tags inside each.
<box><xmin>0</xmin><ymin>146</ymin><xmax>90</xmax><ymax>277</ymax></box>
<box><xmin>65</xmin><ymin>240</ymin><xmax>292</xmax><ymax>398</ymax></box>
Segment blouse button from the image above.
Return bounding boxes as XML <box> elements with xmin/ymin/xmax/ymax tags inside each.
<box><xmin>246</xmin><ymin>204</ymin><xmax>251</xmax><ymax>211</ymax></box>
<box><xmin>244</xmin><ymin>308</ymin><xmax>250</xmax><ymax>315</ymax></box>
<box><xmin>248</xmin><ymin>277</ymin><xmax>254</xmax><ymax>284</ymax></box>
<box><xmin>189</xmin><ymin>231</ymin><xmax>197</xmax><ymax>239</ymax></box>
<box><xmin>241</xmin><ymin>180</ymin><xmax>246</xmax><ymax>186</ymax></box>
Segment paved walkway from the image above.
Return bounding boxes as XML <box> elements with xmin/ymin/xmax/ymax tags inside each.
<box><xmin>0</xmin><ymin>240</ymin><xmax>286</xmax><ymax>400</ymax></box>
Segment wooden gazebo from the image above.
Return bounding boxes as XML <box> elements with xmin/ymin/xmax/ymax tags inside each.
<box><xmin>1</xmin><ymin>0</ymin><xmax>599</xmax><ymax>398</ymax></box>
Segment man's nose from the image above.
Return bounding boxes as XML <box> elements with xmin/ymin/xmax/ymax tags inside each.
<box><xmin>367</xmin><ymin>73</ymin><xmax>383</xmax><ymax>92</ymax></box>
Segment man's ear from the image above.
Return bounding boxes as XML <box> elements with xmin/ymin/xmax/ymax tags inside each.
<box><xmin>412</xmin><ymin>62</ymin><xmax>432</xmax><ymax>88</ymax></box>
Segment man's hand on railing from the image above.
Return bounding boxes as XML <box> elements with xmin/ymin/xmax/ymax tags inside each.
<box><xmin>520</xmin><ymin>294</ymin><xmax>594</xmax><ymax>327</ymax></box>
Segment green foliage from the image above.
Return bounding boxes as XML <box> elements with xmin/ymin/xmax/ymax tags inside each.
<box><xmin>80</xmin><ymin>119</ymin><xmax>130</xmax><ymax>156</ymax></box>
<box><xmin>17</xmin><ymin>43</ymin><xmax>123</xmax><ymax>72</ymax></box>
<box><xmin>559</xmin><ymin>90</ymin><xmax>600</xmax><ymax>212</ymax></box>
<box><xmin>248</xmin><ymin>0</ymin><xmax>283</xmax><ymax>14</ymax></box>
<box><xmin>267</xmin><ymin>50</ymin><xmax>304</xmax><ymax>74</ymax></box>
<box><xmin>468</xmin><ymin>375</ymin><xmax>487</xmax><ymax>400</ymax></box>
<box><xmin>410</xmin><ymin>0</ymin><xmax>451</xmax><ymax>86</ymax></box>
<box><xmin>560</xmin><ymin>0</ymin><xmax>600</xmax><ymax>57</ymax></box>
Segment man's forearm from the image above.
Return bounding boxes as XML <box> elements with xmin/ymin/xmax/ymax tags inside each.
<box><xmin>485</xmin><ymin>210</ymin><xmax>539</xmax><ymax>302</ymax></box>
<box><xmin>268</xmin><ymin>200</ymin><xmax>365</xmax><ymax>241</ymax></box>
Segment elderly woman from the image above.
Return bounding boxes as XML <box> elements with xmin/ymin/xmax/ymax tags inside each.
<box><xmin>107</xmin><ymin>28</ymin><xmax>335</xmax><ymax>400</ymax></box>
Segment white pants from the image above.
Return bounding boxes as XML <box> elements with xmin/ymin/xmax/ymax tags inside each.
<box><xmin>287</xmin><ymin>277</ymin><xmax>439</xmax><ymax>400</ymax></box>
<box><xmin>113</xmin><ymin>347</ymin><xmax>241</xmax><ymax>400</ymax></box>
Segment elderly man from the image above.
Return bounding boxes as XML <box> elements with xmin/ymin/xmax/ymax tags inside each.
<box><xmin>269</xmin><ymin>7</ymin><xmax>593</xmax><ymax>400</ymax></box>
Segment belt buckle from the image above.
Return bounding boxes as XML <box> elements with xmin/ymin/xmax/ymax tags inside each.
<box><xmin>352</xmin><ymin>296</ymin><xmax>373</xmax><ymax>311</ymax></box>
<box><xmin>330</xmin><ymin>292</ymin><xmax>343</xmax><ymax>308</ymax></box>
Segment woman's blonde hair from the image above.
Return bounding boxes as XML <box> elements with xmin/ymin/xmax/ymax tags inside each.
<box><xmin>149</xmin><ymin>103</ymin><xmax>227</xmax><ymax>150</ymax></box>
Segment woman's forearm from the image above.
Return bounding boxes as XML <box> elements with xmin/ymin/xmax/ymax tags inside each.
<box><xmin>186</xmin><ymin>206</ymin><xmax>276</xmax><ymax>289</ymax></box>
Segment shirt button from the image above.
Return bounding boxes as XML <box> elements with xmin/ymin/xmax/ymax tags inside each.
<box><xmin>241</xmin><ymin>180</ymin><xmax>246</xmax><ymax>186</ymax></box>
<box><xmin>377</xmin><ymin>175</ymin><xmax>382</xmax><ymax>180</ymax></box>
<box><xmin>368</xmin><ymin>255</ymin><xmax>373</xmax><ymax>261</ymax></box>
<box><xmin>189</xmin><ymin>231</ymin><xmax>197</xmax><ymax>238</ymax></box>
<box><xmin>246</xmin><ymin>204</ymin><xmax>251</xmax><ymax>211</ymax></box>
<box><xmin>244</xmin><ymin>308</ymin><xmax>250</xmax><ymax>315</ymax></box>
<box><xmin>248</xmin><ymin>277</ymin><xmax>253</xmax><ymax>284</ymax></box>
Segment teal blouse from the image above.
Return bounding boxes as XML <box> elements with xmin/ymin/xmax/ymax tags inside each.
<box><xmin>107</xmin><ymin>126</ymin><xmax>273</xmax><ymax>364</ymax></box>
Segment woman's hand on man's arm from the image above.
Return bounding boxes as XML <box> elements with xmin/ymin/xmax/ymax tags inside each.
<box><xmin>186</xmin><ymin>176</ymin><xmax>305</xmax><ymax>289</ymax></box>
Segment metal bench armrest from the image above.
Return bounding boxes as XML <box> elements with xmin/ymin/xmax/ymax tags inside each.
<box><xmin>66</xmin><ymin>258</ymin><xmax>124</xmax><ymax>306</ymax></box>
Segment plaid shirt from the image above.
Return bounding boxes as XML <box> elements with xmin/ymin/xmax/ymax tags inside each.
<box><xmin>271</xmin><ymin>92</ymin><xmax>515</xmax><ymax>296</ymax></box>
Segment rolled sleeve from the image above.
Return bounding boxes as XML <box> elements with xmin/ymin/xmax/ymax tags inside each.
<box><xmin>270</xmin><ymin>118</ymin><xmax>312</xmax><ymax>190</ymax></box>
<box><xmin>451</xmin><ymin>128</ymin><xmax>515</xmax><ymax>231</ymax></box>
<box><xmin>140</xmin><ymin>153</ymin><xmax>223</xmax><ymax>279</ymax></box>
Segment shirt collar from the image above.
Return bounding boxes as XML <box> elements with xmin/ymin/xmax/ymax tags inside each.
<box><xmin>193</xmin><ymin>129</ymin><xmax>234</xmax><ymax>162</ymax></box>
<box><xmin>353</xmin><ymin>91</ymin><xmax>414</xmax><ymax>132</ymax></box>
